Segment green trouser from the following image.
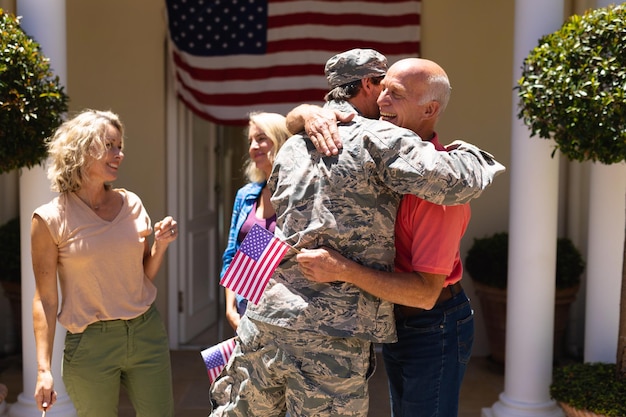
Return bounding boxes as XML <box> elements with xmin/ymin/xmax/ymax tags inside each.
<box><xmin>62</xmin><ymin>304</ymin><xmax>174</xmax><ymax>417</ymax></box>
<box><xmin>210</xmin><ymin>315</ymin><xmax>375</xmax><ymax>417</ymax></box>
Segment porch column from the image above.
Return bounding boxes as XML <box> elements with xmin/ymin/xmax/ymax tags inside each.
<box><xmin>583</xmin><ymin>0</ymin><xmax>626</xmax><ymax>365</ymax></box>
<box><xmin>584</xmin><ymin>162</ymin><xmax>626</xmax><ymax>362</ymax></box>
<box><xmin>10</xmin><ymin>0</ymin><xmax>77</xmax><ymax>416</ymax></box>
<box><xmin>483</xmin><ymin>0</ymin><xmax>564</xmax><ymax>416</ymax></box>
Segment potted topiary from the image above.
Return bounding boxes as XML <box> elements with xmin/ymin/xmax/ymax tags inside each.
<box><xmin>0</xmin><ymin>8</ymin><xmax>68</xmax><ymax>174</ymax></box>
<box><xmin>0</xmin><ymin>8</ymin><xmax>68</xmax><ymax>353</ymax></box>
<box><xmin>551</xmin><ymin>362</ymin><xmax>626</xmax><ymax>417</ymax></box>
<box><xmin>517</xmin><ymin>6</ymin><xmax>625</xmax><ymax>165</ymax></box>
<box><xmin>516</xmin><ymin>4</ymin><xmax>626</xmax><ymax>415</ymax></box>
<box><xmin>465</xmin><ymin>232</ymin><xmax>585</xmax><ymax>364</ymax></box>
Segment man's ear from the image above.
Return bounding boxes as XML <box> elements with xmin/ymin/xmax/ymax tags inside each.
<box><xmin>363</xmin><ymin>78</ymin><xmax>382</xmax><ymax>99</ymax></box>
<box><xmin>424</xmin><ymin>100</ymin><xmax>441</xmax><ymax>119</ymax></box>
<box><xmin>362</xmin><ymin>77</ymin><xmax>375</xmax><ymax>92</ymax></box>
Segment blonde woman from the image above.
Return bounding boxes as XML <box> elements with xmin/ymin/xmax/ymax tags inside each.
<box><xmin>31</xmin><ymin>109</ymin><xmax>177</xmax><ymax>416</ymax></box>
<box><xmin>221</xmin><ymin>112</ymin><xmax>290</xmax><ymax>331</ymax></box>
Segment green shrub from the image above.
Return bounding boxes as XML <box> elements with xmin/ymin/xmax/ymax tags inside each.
<box><xmin>551</xmin><ymin>362</ymin><xmax>626</xmax><ymax>416</ymax></box>
<box><xmin>465</xmin><ymin>232</ymin><xmax>508</xmax><ymax>289</ymax></box>
<box><xmin>465</xmin><ymin>232</ymin><xmax>585</xmax><ymax>289</ymax></box>
<box><xmin>555</xmin><ymin>237</ymin><xmax>586</xmax><ymax>289</ymax></box>
<box><xmin>0</xmin><ymin>8</ymin><xmax>68</xmax><ymax>174</ymax></box>
<box><xmin>517</xmin><ymin>4</ymin><xmax>626</xmax><ymax>165</ymax></box>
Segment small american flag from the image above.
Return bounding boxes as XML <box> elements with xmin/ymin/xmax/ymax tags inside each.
<box><xmin>201</xmin><ymin>337</ymin><xmax>237</xmax><ymax>383</ymax></box>
<box><xmin>220</xmin><ymin>223</ymin><xmax>290</xmax><ymax>305</ymax></box>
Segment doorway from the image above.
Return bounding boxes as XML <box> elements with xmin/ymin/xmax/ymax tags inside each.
<box><xmin>166</xmin><ymin>94</ymin><xmax>248</xmax><ymax>348</ymax></box>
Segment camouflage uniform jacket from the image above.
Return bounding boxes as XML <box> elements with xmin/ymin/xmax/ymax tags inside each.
<box><xmin>245</xmin><ymin>100</ymin><xmax>504</xmax><ymax>343</ymax></box>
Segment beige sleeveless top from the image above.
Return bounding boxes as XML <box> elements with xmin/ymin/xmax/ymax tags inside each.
<box><xmin>33</xmin><ymin>188</ymin><xmax>157</xmax><ymax>333</ymax></box>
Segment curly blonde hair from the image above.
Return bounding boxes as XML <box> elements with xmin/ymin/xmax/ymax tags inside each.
<box><xmin>46</xmin><ymin>109</ymin><xmax>124</xmax><ymax>192</ymax></box>
<box><xmin>244</xmin><ymin>112</ymin><xmax>290</xmax><ymax>183</ymax></box>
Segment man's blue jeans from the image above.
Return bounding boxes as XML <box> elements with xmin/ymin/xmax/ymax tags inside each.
<box><xmin>382</xmin><ymin>290</ymin><xmax>474</xmax><ymax>417</ymax></box>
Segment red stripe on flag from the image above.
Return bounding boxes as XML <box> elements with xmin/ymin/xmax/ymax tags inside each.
<box><xmin>268</xmin><ymin>0</ymin><xmax>414</xmax><ymax>2</ymax></box>
<box><xmin>172</xmin><ymin>52</ymin><xmax>325</xmax><ymax>81</ymax></box>
<box><xmin>265</xmin><ymin>39</ymin><xmax>420</xmax><ymax>56</ymax></box>
<box><xmin>220</xmin><ymin>251</ymin><xmax>251</xmax><ymax>289</ymax></box>
<box><xmin>176</xmin><ymin>96</ymin><xmax>253</xmax><ymax>126</ymax></box>
<box><xmin>269</xmin><ymin>13</ymin><xmax>420</xmax><ymax>29</ymax></box>
<box><xmin>247</xmin><ymin>239</ymin><xmax>290</xmax><ymax>304</ymax></box>
<box><xmin>176</xmin><ymin>76</ymin><xmax>327</xmax><ymax>106</ymax></box>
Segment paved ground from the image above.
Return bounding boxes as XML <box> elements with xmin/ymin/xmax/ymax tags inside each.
<box><xmin>0</xmin><ymin>349</ymin><xmax>504</xmax><ymax>416</ymax></box>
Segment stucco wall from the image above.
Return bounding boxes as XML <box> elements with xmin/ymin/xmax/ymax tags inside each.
<box><xmin>66</xmin><ymin>1</ymin><xmax>170</xmax><ymax>318</ymax></box>
<box><xmin>420</xmin><ymin>0</ymin><xmax>515</xmax><ymax>354</ymax></box>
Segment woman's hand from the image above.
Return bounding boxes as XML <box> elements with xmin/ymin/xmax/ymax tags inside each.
<box><xmin>154</xmin><ymin>216</ymin><xmax>178</xmax><ymax>244</ymax></box>
<box><xmin>34</xmin><ymin>370</ymin><xmax>56</xmax><ymax>411</ymax></box>
<box><xmin>144</xmin><ymin>215</ymin><xmax>179</xmax><ymax>279</ymax></box>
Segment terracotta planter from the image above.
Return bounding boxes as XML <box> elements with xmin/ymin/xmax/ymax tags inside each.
<box><xmin>473</xmin><ymin>282</ymin><xmax>579</xmax><ymax>364</ymax></box>
<box><xmin>559</xmin><ymin>402</ymin><xmax>608</xmax><ymax>417</ymax></box>
<box><xmin>473</xmin><ymin>282</ymin><xmax>507</xmax><ymax>364</ymax></box>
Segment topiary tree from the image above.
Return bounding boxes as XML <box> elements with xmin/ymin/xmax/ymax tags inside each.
<box><xmin>0</xmin><ymin>8</ymin><xmax>68</xmax><ymax>174</ymax></box>
<box><xmin>517</xmin><ymin>5</ymin><xmax>625</xmax><ymax>164</ymax></box>
<box><xmin>516</xmin><ymin>2</ymin><xmax>626</xmax><ymax>388</ymax></box>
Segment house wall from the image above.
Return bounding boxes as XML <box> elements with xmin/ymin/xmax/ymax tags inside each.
<box><xmin>66</xmin><ymin>1</ymin><xmax>170</xmax><ymax>317</ymax></box>
<box><xmin>420</xmin><ymin>0</ymin><xmax>515</xmax><ymax>355</ymax></box>
<box><xmin>422</xmin><ymin>0</ymin><xmax>514</xmax><ymax>236</ymax></box>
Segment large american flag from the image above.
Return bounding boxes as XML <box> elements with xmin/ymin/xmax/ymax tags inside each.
<box><xmin>200</xmin><ymin>337</ymin><xmax>237</xmax><ymax>383</ymax></box>
<box><xmin>165</xmin><ymin>0</ymin><xmax>422</xmax><ymax>125</ymax></box>
<box><xmin>220</xmin><ymin>223</ymin><xmax>290</xmax><ymax>305</ymax></box>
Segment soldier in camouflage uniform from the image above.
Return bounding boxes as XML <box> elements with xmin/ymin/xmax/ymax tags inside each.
<box><xmin>209</xmin><ymin>49</ymin><xmax>505</xmax><ymax>417</ymax></box>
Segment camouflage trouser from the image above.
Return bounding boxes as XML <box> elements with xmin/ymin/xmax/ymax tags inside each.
<box><xmin>209</xmin><ymin>315</ymin><xmax>375</xmax><ymax>417</ymax></box>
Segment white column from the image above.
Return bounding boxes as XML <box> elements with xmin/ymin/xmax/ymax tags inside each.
<box><xmin>582</xmin><ymin>0</ymin><xmax>626</xmax><ymax>366</ymax></box>
<box><xmin>483</xmin><ymin>1</ymin><xmax>564</xmax><ymax>416</ymax></box>
<box><xmin>584</xmin><ymin>162</ymin><xmax>626</xmax><ymax>362</ymax></box>
<box><xmin>10</xmin><ymin>1</ymin><xmax>76</xmax><ymax>416</ymax></box>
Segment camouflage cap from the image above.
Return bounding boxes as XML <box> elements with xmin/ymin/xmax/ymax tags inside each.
<box><xmin>324</xmin><ymin>48</ymin><xmax>387</xmax><ymax>88</ymax></box>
